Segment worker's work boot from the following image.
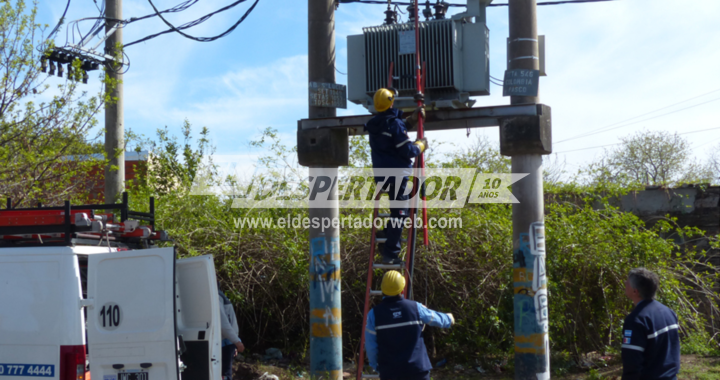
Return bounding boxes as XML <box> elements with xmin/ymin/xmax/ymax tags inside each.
<box><xmin>382</xmin><ymin>256</ymin><xmax>403</xmax><ymax>265</ymax></box>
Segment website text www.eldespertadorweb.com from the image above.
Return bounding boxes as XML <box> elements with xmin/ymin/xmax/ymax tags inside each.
<box><xmin>233</xmin><ymin>215</ymin><xmax>462</xmax><ymax>232</ymax></box>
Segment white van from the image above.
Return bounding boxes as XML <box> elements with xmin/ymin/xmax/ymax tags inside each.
<box><xmin>0</xmin><ymin>196</ymin><xmax>224</xmax><ymax>380</ymax></box>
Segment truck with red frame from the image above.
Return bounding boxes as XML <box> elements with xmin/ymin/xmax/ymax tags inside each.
<box><xmin>0</xmin><ymin>193</ymin><xmax>224</xmax><ymax>380</ymax></box>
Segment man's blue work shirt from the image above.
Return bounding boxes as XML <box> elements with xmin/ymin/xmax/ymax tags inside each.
<box><xmin>365</xmin><ymin>108</ymin><xmax>422</xmax><ymax>170</ymax></box>
<box><xmin>622</xmin><ymin>299</ymin><xmax>680</xmax><ymax>380</ymax></box>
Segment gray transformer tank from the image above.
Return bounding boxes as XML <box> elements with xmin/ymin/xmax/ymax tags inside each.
<box><xmin>347</xmin><ymin>0</ymin><xmax>493</xmax><ymax>112</ymax></box>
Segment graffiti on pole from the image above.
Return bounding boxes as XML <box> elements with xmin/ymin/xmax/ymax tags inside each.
<box><xmin>514</xmin><ymin>222</ymin><xmax>549</xmax><ymax>380</ymax></box>
<box><xmin>309</xmin><ymin>236</ymin><xmax>343</xmax><ymax>379</ymax></box>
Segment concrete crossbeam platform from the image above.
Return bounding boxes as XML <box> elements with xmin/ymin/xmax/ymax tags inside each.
<box><xmin>298</xmin><ymin>104</ymin><xmax>546</xmax><ymax>135</ymax></box>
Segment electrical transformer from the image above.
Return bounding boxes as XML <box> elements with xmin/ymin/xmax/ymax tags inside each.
<box><xmin>347</xmin><ymin>0</ymin><xmax>493</xmax><ymax>112</ymax></box>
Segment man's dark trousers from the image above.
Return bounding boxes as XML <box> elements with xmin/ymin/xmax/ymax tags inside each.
<box><xmin>222</xmin><ymin>344</ymin><xmax>237</xmax><ymax>380</ymax></box>
<box><xmin>376</xmin><ymin>176</ymin><xmax>409</xmax><ymax>261</ymax></box>
<box><xmin>380</xmin><ymin>370</ymin><xmax>430</xmax><ymax>380</ymax></box>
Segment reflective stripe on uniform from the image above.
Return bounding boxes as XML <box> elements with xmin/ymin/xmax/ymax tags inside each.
<box><xmin>375</xmin><ymin>320</ymin><xmax>423</xmax><ymax>330</ymax></box>
<box><xmin>366</xmin><ymin>328</ymin><xmax>376</xmax><ymax>335</ymax></box>
<box><xmin>396</xmin><ymin>139</ymin><xmax>412</xmax><ymax>148</ymax></box>
<box><xmin>622</xmin><ymin>344</ymin><xmax>645</xmax><ymax>352</ymax></box>
<box><xmin>647</xmin><ymin>324</ymin><xmax>679</xmax><ymax>339</ymax></box>
<box><xmin>382</xmin><ymin>132</ymin><xmax>392</xmax><ymax>137</ymax></box>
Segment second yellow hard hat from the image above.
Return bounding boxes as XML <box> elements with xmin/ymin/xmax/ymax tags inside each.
<box><xmin>381</xmin><ymin>270</ymin><xmax>406</xmax><ymax>296</ymax></box>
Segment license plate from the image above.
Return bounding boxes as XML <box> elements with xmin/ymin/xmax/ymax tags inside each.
<box><xmin>0</xmin><ymin>364</ymin><xmax>54</xmax><ymax>377</ymax></box>
<box><xmin>118</xmin><ymin>373</ymin><xmax>148</xmax><ymax>380</ymax></box>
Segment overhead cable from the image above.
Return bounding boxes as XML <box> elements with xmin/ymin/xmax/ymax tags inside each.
<box><xmin>337</xmin><ymin>0</ymin><xmax>615</xmax><ymax>7</ymax></box>
<box><xmin>49</xmin><ymin>0</ymin><xmax>72</xmax><ymax>39</ymax></box>
<box><xmin>67</xmin><ymin>0</ymin><xmax>200</xmax><ymax>48</ymax></box>
<box><xmin>555</xmin><ymin>96</ymin><xmax>720</xmax><ymax>144</ymax></box>
<box><xmin>555</xmin><ymin>126</ymin><xmax>720</xmax><ymax>154</ymax></box>
<box><xmin>125</xmin><ymin>0</ymin><xmax>260</xmax><ymax>47</ymax></box>
<box><xmin>556</xmin><ymin>87</ymin><xmax>720</xmax><ymax>144</ymax></box>
<box><xmin>126</xmin><ymin>0</ymin><xmax>200</xmax><ymax>24</ymax></box>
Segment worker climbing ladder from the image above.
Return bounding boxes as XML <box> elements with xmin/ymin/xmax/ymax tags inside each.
<box><xmin>355</xmin><ymin>189</ymin><xmax>413</xmax><ymax>380</ymax></box>
<box><xmin>355</xmin><ymin>2</ymin><xmax>429</xmax><ymax>378</ymax></box>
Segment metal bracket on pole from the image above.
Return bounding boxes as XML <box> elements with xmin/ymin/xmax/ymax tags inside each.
<box><xmin>93</xmin><ymin>24</ymin><xmax>120</xmax><ymax>51</ymax></box>
<box><xmin>64</xmin><ymin>22</ymin><xmax>123</xmax><ymax>65</ymax></box>
<box><xmin>67</xmin><ymin>44</ymin><xmax>119</xmax><ymax>63</ymax></box>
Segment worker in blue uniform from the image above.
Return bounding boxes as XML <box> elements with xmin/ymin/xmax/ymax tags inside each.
<box><xmin>365</xmin><ymin>88</ymin><xmax>427</xmax><ymax>264</ymax></box>
<box><xmin>365</xmin><ymin>271</ymin><xmax>454</xmax><ymax>380</ymax></box>
<box><xmin>622</xmin><ymin>268</ymin><xmax>680</xmax><ymax>380</ymax></box>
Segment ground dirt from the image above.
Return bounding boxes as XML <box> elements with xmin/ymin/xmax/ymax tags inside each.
<box><xmin>232</xmin><ymin>355</ymin><xmax>720</xmax><ymax>380</ymax></box>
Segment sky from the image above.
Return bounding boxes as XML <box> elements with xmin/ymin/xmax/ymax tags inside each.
<box><xmin>36</xmin><ymin>0</ymin><xmax>720</xmax><ymax>177</ymax></box>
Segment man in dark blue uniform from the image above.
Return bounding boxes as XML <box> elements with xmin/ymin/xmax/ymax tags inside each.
<box><xmin>365</xmin><ymin>271</ymin><xmax>454</xmax><ymax>380</ymax></box>
<box><xmin>365</xmin><ymin>88</ymin><xmax>427</xmax><ymax>264</ymax></box>
<box><xmin>622</xmin><ymin>268</ymin><xmax>680</xmax><ymax>380</ymax></box>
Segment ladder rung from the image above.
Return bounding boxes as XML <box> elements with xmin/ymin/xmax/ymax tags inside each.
<box><xmin>370</xmin><ymin>290</ymin><xmax>383</xmax><ymax>296</ymax></box>
<box><xmin>372</xmin><ymin>263</ymin><xmax>404</xmax><ymax>270</ymax></box>
<box><xmin>362</xmin><ymin>375</ymin><xmax>379</xmax><ymax>379</ymax></box>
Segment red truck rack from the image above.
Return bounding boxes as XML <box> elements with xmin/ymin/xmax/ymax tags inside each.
<box><xmin>0</xmin><ymin>192</ymin><xmax>168</xmax><ymax>247</ymax></box>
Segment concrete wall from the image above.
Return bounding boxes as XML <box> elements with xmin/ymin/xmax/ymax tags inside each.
<box><xmin>617</xmin><ymin>185</ymin><xmax>720</xmax><ymax>237</ymax></box>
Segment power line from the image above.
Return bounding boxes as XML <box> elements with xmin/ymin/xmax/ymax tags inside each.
<box><xmin>129</xmin><ymin>0</ymin><xmax>260</xmax><ymax>46</ymax></box>
<box><xmin>680</xmin><ymin>126</ymin><xmax>720</xmax><ymax>137</ymax></box>
<box><xmin>510</xmin><ymin>0</ymin><xmax>615</xmax><ymax>5</ymax></box>
<box><xmin>338</xmin><ymin>0</ymin><xmax>615</xmax><ymax>7</ymax></box>
<box><xmin>49</xmin><ymin>0</ymin><xmax>72</xmax><ymax>39</ymax></box>
<box><xmin>694</xmin><ymin>135</ymin><xmax>720</xmax><ymax>150</ymax></box>
<box><xmin>66</xmin><ymin>0</ymin><xmax>201</xmax><ymax>48</ymax></box>
<box><xmin>126</xmin><ymin>0</ymin><xmax>200</xmax><ymax>24</ymax></box>
<box><xmin>555</xmin><ymin>89</ymin><xmax>720</xmax><ymax>144</ymax></box>
<box><xmin>555</xmin><ymin>126</ymin><xmax>720</xmax><ymax>154</ymax></box>
<box><xmin>555</xmin><ymin>142</ymin><xmax>618</xmax><ymax>154</ymax></box>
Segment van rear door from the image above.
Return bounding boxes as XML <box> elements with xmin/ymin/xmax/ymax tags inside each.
<box><xmin>86</xmin><ymin>247</ymin><xmax>178</xmax><ymax>380</ymax></box>
<box><xmin>175</xmin><ymin>255</ymin><xmax>221</xmax><ymax>380</ymax></box>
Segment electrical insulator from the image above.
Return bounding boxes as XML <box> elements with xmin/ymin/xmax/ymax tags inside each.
<box><xmin>57</xmin><ymin>63</ymin><xmax>64</xmax><ymax>78</ymax></box>
<box><xmin>434</xmin><ymin>1</ymin><xmax>448</xmax><ymax>20</ymax></box>
<box><xmin>82</xmin><ymin>70</ymin><xmax>89</xmax><ymax>84</ymax></box>
<box><xmin>423</xmin><ymin>1</ymin><xmax>433</xmax><ymax>20</ymax></box>
<box><xmin>49</xmin><ymin>61</ymin><xmax>56</xmax><ymax>76</ymax></box>
<box><xmin>40</xmin><ymin>59</ymin><xmax>48</xmax><ymax>73</ymax></box>
<box><xmin>384</xmin><ymin>7</ymin><xmax>397</xmax><ymax>25</ymax></box>
<box><xmin>407</xmin><ymin>4</ymin><xmax>416</xmax><ymax>23</ymax></box>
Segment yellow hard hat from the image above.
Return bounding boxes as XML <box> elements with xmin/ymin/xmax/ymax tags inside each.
<box><xmin>373</xmin><ymin>88</ymin><xmax>395</xmax><ymax>112</ymax></box>
<box><xmin>381</xmin><ymin>270</ymin><xmax>406</xmax><ymax>296</ymax></box>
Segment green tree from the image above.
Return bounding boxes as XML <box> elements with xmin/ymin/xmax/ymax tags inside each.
<box><xmin>348</xmin><ymin>135</ymin><xmax>371</xmax><ymax>168</ymax></box>
<box><xmin>131</xmin><ymin>121</ymin><xmax>214</xmax><ymax>196</ymax></box>
<box><xmin>585</xmin><ymin>130</ymin><xmax>713</xmax><ymax>187</ymax></box>
<box><xmin>0</xmin><ymin>0</ymin><xmax>108</xmax><ymax>207</ymax></box>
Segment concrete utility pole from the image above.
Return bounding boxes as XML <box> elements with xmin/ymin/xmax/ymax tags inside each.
<box><xmin>307</xmin><ymin>0</ymin><xmax>343</xmax><ymax>379</ymax></box>
<box><xmin>104</xmin><ymin>0</ymin><xmax>124</xmax><ymax>203</ymax></box>
<box><xmin>505</xmin><ymin>0</ymin><xmax>550</xmax><ymax>379</ymax></box>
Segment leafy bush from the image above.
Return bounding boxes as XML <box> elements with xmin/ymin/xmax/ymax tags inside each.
<box><xmin>128</xmin><ymin>126</ymin><xmax>720</xmax><ymax>363</ymax></box>
<box><xmin>681</xmin><ymin>331</ymin><xmax>720</xmax><ymax>356</ymax></box>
